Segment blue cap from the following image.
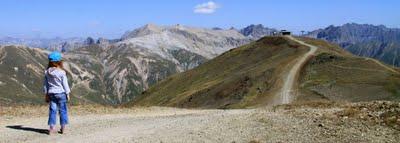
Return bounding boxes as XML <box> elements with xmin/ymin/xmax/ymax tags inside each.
<box><xmin>48</xmin><ymin>51</ymin><xmax>62</xmax><ymax>62</ymax></box>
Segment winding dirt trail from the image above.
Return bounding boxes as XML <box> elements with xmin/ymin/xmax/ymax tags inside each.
<box><xmin>365</xmin><ymin>58</ymin><xmax>400</xmax><ymax>74</ymax></box>
<box><xmin>280</xmin><ymin>36</ymin><xmax>318</xmax><ymax>104</ymax></box>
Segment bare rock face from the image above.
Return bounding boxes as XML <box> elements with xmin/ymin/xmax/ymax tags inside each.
<box><xmin>120</xmin><ymin>24</ymin><xmax>250</xmax><ymax>59</ymax></box>
<box><xmin>240</xmin><ymin>24</ymin><xmax>278</xmax><ymax>40</ymax></box>
<box><xmin>121</xmin><ymin>24</ymin><xmax>164</xmax><ymax>40</ymax></box>
<box><xmin>308</xmin><ymin>23</ymin><xmax>400</xmax><ymax>67</ymax></box>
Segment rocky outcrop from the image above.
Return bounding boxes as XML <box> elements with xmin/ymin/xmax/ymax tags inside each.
<box><xmin>240</xmin><ymin>24</ymin><xmax>278</xmax><ymax>40</ymax></box>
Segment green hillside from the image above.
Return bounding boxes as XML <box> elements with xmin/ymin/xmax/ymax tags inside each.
<box><xmin>0</xmin><ymin>46</ymin><xmax>48</xmax><ymax>105</ymax></box>
<box><xmin>129</xmin><ymin>37</ymin><xmax>310</xmax><ymax>108</ymax></box>
<box><xmin>297</xmin><ymin>37</ymin><xmax>400</xmax><ymax>102</ymax></box>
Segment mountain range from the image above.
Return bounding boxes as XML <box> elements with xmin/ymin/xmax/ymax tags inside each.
<box><xmin>0</xmin><ymin>37</ymin><xmax>86</xmax><ymax>51</ymax></box>
<box><xmin>0</xmin><ymin>24</ymin><xmax>249</xmax><ymax>105</ymax></box>
<box><xmin>0</xmin><ymin>23</ymin><xmax>277</xmax><ymax>52</ymax></box>
<box><xmin>3</xmin><ymin>23</ymin><xmax>399</xmax><ymax>69</ymax></box>
<box><xmin>308</xmin><ymin>23</ymin><xmax>400</xmax><ymax>67</ymax></box>
<box><xmin>1</xmin><ymin>23</ymin><xmax>400</xmax><ymax>105</ymax></box>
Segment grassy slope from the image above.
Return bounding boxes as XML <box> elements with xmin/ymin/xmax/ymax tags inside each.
<box><xmin>130</xmin><ymin>37</ymin><xmax>400</xmax><ymax>108</ymax></box>
<box><xmin>0</xmin><ymin>43</ymin><xmax>204</xmax><ymax>105</ymax></box>
<box><xmin>130</xmin><ymin>37</ymin><xmax>309</xmax><ymax>108</ymax></box>
<box><xmin>0</xmin><ymin>45</ymin><xmax>108</xmax><ymax>105</ymax></box>
<box><xmin>297</xmin><ymin>37</ymin><xmax>400</xmax><ymax>102</ymax></box>
<box><xmin>0</xmin><ymin>46</ymin><xmax>48</xmax><ymax>104</ymax></box>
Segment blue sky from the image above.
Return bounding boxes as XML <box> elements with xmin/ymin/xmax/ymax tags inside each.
<box><xmin>0</xmin><ymin>0</ymin><xmax>399</xmax><ymax>38</ymax></box>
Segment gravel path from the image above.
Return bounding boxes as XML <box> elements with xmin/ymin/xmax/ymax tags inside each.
<box><xmin>0</xmin><ymin>108</ymin><xmax>268</xmax><ymax>143</ymax></box>
<box><xmin>280</xmin><ymin>36</ymin><xmax>318</xmax><ymax>104</ymax></box>
<box><xmin>1</xmin><ymin>104</ymin><xmax>399</xmax><ymax>143</ymax></box>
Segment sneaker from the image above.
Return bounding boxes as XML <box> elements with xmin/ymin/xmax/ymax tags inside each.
<box><xmin>60</xmin><ymin>128</ymin><xmax>66</xmax><ymax>134</ymax></box>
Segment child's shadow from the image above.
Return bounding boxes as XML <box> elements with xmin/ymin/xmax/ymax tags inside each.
<box><xmin>6</xmin><ymin>125</ymin><xmax>48</xmax><ymax>135</ymax></box>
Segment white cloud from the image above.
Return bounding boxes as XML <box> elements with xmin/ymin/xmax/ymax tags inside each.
<box><xmin>194</xmin><ymin>1</ymin><xmax>220</xmax><ymax>14</ymax></box>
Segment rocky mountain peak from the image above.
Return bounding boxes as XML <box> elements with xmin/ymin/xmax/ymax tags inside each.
<box><xmin>239</xmin><ymin>24</ymin><xmax>277</xmax><ymax>40</ymax></box>
<box><xmin>121</xmin><ymin>23</ymin><xmax>164</xmax><ymax>40</ymax></box>
<box><xmin>84</xmin><ymin>37</ymin><xmax>96</xmax><ymax>45</ymax></box>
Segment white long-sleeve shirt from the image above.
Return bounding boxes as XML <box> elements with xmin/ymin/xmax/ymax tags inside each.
<box><xmin>43</xmin><ymin>67</ymin><xmax>71</xmax><ymax>95</ymax></box>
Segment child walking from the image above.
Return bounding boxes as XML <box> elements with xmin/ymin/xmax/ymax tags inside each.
<box><xmin>43</xmin><ymin>51</ymin><xmax>71</xmax><ymax>135</ymax></box>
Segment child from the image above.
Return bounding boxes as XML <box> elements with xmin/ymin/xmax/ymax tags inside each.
<box><xmin>43</xmin><ymin>51</ymin><xmax>71</xmax><ymax>135</ymax></box>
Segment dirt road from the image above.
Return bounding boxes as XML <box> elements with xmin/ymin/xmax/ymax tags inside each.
<box><xmin>280</xmin><ymin>36</ymin><xmax>318</xmax><ymax>104</ymax></box>
<box><xmin>0</xmin><ymin>107</ymin><xmax>268</xmax><ymax>143</ymax></box>
<box><xmin>1</xmin><ymin>103</ymin><xmax>399</xmax><ymax>143</ymax></box>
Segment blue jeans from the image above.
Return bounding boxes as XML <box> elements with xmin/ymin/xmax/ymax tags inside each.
<box><xmin>48</xmin><ymin>93</ymin><xmax>69</xmax><ymax>126</ymax></box>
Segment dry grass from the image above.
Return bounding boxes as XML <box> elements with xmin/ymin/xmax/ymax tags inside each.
<box><xmin>298</xmin><ymin>50</ymin><xmax>400</xmax><ymax>102</ymax></box>
<box><xmin>297</xmin><ymin>37</ymin><xmax>353</xmax><ymax>56</ymax></box>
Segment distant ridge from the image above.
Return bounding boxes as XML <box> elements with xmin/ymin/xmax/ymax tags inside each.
<box><xmin>308</xmin><ymin>23</ymin><xmax>400</xmax><ymax>67</ymax></box>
